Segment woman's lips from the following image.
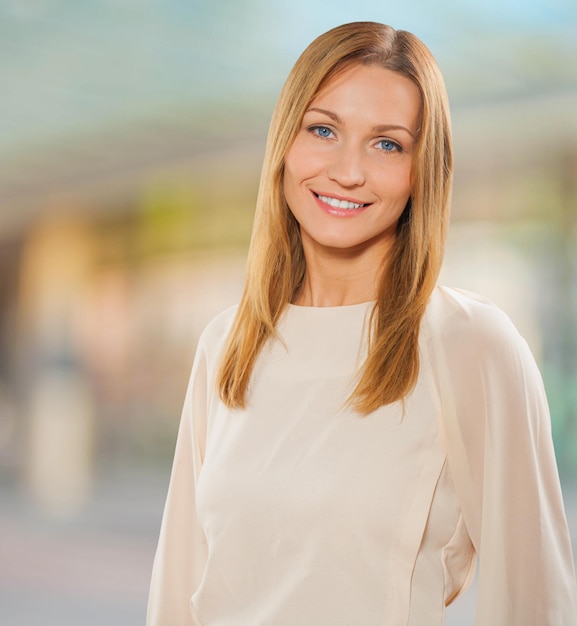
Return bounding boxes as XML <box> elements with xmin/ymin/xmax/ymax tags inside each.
<box><xmin>312</xmin><ymin>191</ymin><xmax>371</xmax><ymax>216</ymax></box>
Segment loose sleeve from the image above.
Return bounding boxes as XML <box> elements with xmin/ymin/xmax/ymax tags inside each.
<box><xmin>146</xmin><ymin>342</ymin><xmax>209</xmax><ymax>626</ymax></box>
<box><xmin>428</xmin><ymin>288</ymin><xmax>577</xmax><ymax>625</ymax></box>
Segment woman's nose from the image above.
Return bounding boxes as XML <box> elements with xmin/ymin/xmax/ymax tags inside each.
<box><xmin>326</xmin><ymin>144</ymin><xmax>366</xmax><ymax>187</ymax></box>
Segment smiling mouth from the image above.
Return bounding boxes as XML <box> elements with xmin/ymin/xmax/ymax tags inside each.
<box><xmin>313</xmin><ymin>192</ymin><xmax>370</xmax><ymax>211</ymax></box>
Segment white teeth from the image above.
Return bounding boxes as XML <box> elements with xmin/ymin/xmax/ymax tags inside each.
<box><xmin>317</xmin><ymin>194</ymin><xmax>364</xmax><ymax>210</ymax></box>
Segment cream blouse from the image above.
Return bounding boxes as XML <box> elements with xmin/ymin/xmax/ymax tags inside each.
<box><xmin>147</xmin><ymin>286</ymin><xmax>577</xmax><ymax>625</ymax></box>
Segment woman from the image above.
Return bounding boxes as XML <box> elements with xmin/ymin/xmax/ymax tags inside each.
<box><xmin>147</xmin><ymin>22</ymin><xmax>577</xmax><ymax>625</ymax></box>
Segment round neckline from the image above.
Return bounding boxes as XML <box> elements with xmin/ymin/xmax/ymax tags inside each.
<box><xmin>286</xmin><ymin>300</ymin><xmax>375</xmax><ymax>311</ymax></box>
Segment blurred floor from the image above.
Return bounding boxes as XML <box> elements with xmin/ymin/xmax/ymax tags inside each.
<box><xmin>0</xmin><ymin>467</ymin><xmax>167</xmax><ymax>626</ymax></box>
<box><xmin>0</xmin><ymin>468</ymin><xmax>575</xmax><ymax>625</ymax></box>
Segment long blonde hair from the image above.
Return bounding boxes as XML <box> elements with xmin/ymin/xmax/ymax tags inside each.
<box><xmin>217</xmin><ymin>22</ymin><xmax>453</xmax><ymax>413</ymax></box>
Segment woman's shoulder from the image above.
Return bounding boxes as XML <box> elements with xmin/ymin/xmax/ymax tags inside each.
<box><xmin>427</xmin><ymin>285</ymin><xmax>528</xmax><ymax>357</ymax></box>
<box><xmin>426</xmin><ymin>286</ymin><xmax>545</xmax><ymax>420</ymax></box>
<box><xmin>196</xmin><ymin>304</ymin><xmax>238</xmax><ymax>355</ymax></box>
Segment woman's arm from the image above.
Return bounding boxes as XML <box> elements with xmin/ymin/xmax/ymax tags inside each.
<box><xmin>146</xmin><ymin>345</ymin><xmax>209</xmax><ymax>626</ymax></box>
<box><xmin>428</xmin><ymin>287</ymin><xmax>577</xmax><ymax>625</ymax></box>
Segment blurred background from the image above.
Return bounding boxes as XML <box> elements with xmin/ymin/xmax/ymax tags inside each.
<box><xmin>0</xmin><ymin>1</ymin><xmax>576</xmax><ymax>624</ymax></box>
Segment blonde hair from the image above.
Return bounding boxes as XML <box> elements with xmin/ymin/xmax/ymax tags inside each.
<box><xmin>217</xmin><ymin>22</ymin><xmax>453</xmax><ymax>413</ymax></box>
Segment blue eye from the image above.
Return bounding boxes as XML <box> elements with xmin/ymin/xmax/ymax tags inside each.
<box><xmin>377</xmin><ymin>139</ymin><xmax>400</xmax><ymax>152</ymax></box>
<box><xmin>310</xmin><ymin>125</ymin><xmax>333</xmax><ymax>138</ymax></box>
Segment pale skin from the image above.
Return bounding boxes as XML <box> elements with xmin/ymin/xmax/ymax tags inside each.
<box><xmin>283</xmin><ymin>64</ymin><xmax>422</xmax><ymax>307</ymax></box>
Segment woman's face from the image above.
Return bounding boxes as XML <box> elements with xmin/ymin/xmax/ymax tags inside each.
<box><xmin>283</xmin><ymin>63</ymin><xmax>421</xmax><ymax>261</ymax></box>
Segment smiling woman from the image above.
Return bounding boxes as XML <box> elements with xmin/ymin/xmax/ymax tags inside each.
<box><xmin>283</xmin><ymin>64</ymin><xmax>420</xmax><ymax>303</ymax></box>
<box><xmin>147</xmin><ymin>22</ymin><xmax>577</xmax><ymax>626</ymax></box>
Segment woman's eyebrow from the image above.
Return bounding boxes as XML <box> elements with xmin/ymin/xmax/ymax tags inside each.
<box><xmin>305</xmin><ymin>107</ymin><xmax>342</xmax><ymax>124</ymax></box>
<box><xmin>305</xmin><ymin>107</ymin><xmax>415</xmax><ymax>138</ymax></box>
<box><xmin>372</xmin><ymin>124</ymin><xmax>416</xmax><ymax>138</ymax></box>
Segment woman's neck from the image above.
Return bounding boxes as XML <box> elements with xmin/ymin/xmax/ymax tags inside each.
<box><xmin>292</xmin><ymin>227</ymin><xmax>395</xmax><ymax>307</ymax></box>
<box><xmin>293</xmin><ymin>253</ymin><xmax>386</xmax><ymax>307</ymax></box>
